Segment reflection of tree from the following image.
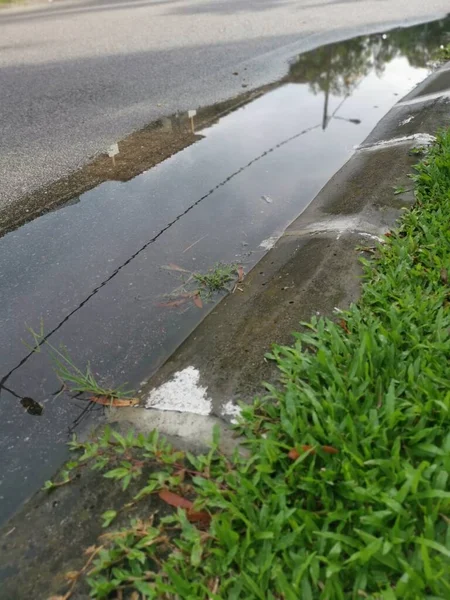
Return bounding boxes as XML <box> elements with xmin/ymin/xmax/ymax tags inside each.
<box><xmin>287</xmin><ymin>16</ymin><xmax>450</xmax><ymax>97</ymax></box>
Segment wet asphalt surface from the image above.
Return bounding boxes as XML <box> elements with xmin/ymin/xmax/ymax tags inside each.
<box><xmin>1</xmin><ymin>17</ymin><xmax>450</xmax><ymax>524</ymax></box>
<box><xmin>1</xmin><ymin>0</ymin><xmax>450</xmax><ymax>211</ymax></box>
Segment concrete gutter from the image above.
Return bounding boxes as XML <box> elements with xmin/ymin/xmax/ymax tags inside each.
<box><xmin>1</xmin><ymin>64</ymin><xmax>450</xmax><ymax>600</ymax></box>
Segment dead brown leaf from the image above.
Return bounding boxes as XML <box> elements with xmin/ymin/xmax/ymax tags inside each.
<box><xmin>288</xmin><ymin>446</ymin><xmax>314</xmax><ymax>459</ymax></box>
<box><xmin>159</xmin><ymin>489</ymin><xmax>193</xmax><ymax>510</ymax></box>
<box><xmin>440</xmin><ymin>268</ymin><xmax>448</xmax><ymax>285</ymax></box>
<box><xmin>338</xmin><ymin>319</ymin><xmax>350</xmax><ymax>334</ymax></box>
<box><xmin>90</xmin><ymin>396</ymin><xmax>139</xmax><ymax>407</ymax></box>
<box><xmin>157</xmin><ymin>297</ymin><xmax>190</xmax><ymax>308</ymax></box>
<box><xmin>187</xmin><ymin>510</ymin><xmax>211</xmax><ymax>527</ymax></box>
<box><xmin>322</xmin><ymin>445</ymin><xmax>339</xmax><ymax>455</ymax></box>
<box><xmin>158</xmin><ymin>490</ymin><xmax>211</xmax><ymax>527</ymax></box>
<box><xmin>193</xmin><ymin>294</ymin><xmax>203</xmax><ymax>309</ymax></box>
<box><xmin>287</xmin><ymin>448</ymin><xmax>300</xmax><ymax>460</ymax></box>
<box><xmin>161</xmin><ymin>263</ymin><xmax>191</xmax><ymax>273</ymax></box>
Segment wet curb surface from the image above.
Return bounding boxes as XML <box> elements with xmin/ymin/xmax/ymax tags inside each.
<box><xmin>1</xmin><ymin>64</ymin><xmax>450</xmax><ymax>599</ymax></box>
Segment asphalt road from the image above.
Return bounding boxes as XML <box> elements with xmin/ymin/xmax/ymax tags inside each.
<box><xmin>0</xmin><ymin>0</ymin><xmax>449</xmax><ymax>218</ymax></box>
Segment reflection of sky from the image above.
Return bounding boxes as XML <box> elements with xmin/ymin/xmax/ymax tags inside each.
<box><xmin>0</xmin><ymin>54</ymin><xmax>430</xmax><ymax>523</ymax></box>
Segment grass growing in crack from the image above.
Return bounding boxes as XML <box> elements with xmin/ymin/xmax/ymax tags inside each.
<box><xmin>55</xmin><ymin>132</ymin><xmax>450</xmax><ymax>599</ymax></box>
<box><xmin>192</xmin><ymin>262</ymin><xmax>238</xmax><ymax>296</ymax></box>
<box><xmin>26</xmin><ymin>323</ymin><xmax>134</xmax><ymax>399</ymax></box>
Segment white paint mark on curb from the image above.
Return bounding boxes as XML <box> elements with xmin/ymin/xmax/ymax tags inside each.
<box><xmin>259</xmin><ymin>236</ymin><xmax>279</xmax><ymax>250</ymax></box>
<box><xmin>359</xmin><ymin>133</ymin><xmax>435</xmax><ymax>151</ymax></box>
<box><xmin>221</xmin><ymin>401</ymin><xmax>242</xmax><ymax>424</ymax></box>
<box><xmin>399</xmin><ymin>116</ymin><xmax>414</xmax><ymax>126</ymax></box>
<box><xmin>396</xmin><ymin>89</ymin><xmax>450</xmax><ymax>107</ymax></box>
<box><xmin>358</xmin><ymin>232</ymin><xmax>384</xmax><ymax>243</ymax></box>
<box><xmin>145</xmin><ymin>366</ymin><xmax>212</xmax><ymax>415</ymax></box>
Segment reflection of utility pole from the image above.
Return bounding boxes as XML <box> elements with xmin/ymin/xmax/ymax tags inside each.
<box><xmin>322</xmin><ymin>46</ymin><xmax>333</xmax><ymax>130</ymax></box>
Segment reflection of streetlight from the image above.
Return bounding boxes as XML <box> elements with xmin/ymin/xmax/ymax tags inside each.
<box><xmin>321</xmin><ymin>46</ymin><xmax>362</xmax><ymax>129</ymax></box>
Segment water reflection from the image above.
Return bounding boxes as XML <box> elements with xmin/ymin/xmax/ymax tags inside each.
<box><xmin>0</xmin><ymin>16</ymin><xmax>449</xmax><ymax>524</ymax></box>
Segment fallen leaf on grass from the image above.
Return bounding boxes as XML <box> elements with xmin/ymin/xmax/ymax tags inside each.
<box><xmin>90</xmin><ymin>396</ymin><xmax>139</xmax><ymax>407</ymax></box>
<box><xmin>322</xmin><ymin>445</ymin><xmax>339</xmax><ymax>454</ymax></box>
<box><xmin>441</xmin><ymin>268</ymin><xmax>448</xmax><ymax>285</ymax></box>
<box><xmin>193</xmin><ymin>294</ymin><xmax>203</xmax><ymax>309</ymax></box>
<box><xmin>288</xmin><ymin>448</ymin><xmax>301</xmax><ymax>460</ymax></box>
<box><xmin>159</xmin><ymin>490</ymin><xmax>193</xmax><ymax>509</ymax></box>
<box><xmin>338</xmin><ymin>319</ymin><xmax>350</xmax><ymax>334</ymax></box>
<box><xmin>159</xmin><ymin>490</ymin><xmax>211</xmax><ymax>526</ymax></box>
<box><xmin>187</xmin><ymin>510</ymin><xmax>211</xmax><ymax>526</ymax></box>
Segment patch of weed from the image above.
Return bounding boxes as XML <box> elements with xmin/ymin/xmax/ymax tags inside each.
<box><xmin>193</xmin><ymin>262</ymin><xmax>238</xmax><ymax>297</ymax></box>
<box><xmin>434</xmin><ymin>43</ymin><xmax>450</xmax><ymax>62</ymax></box>
<box><xmin>393</xmin><ymin>185</ymin><xmax>407</xmax><ymax>195</ymax></box>
<box><xmin>27</xmin><ymin>323</ymin><xmax>134</xmax><ymax>399</ymax></box>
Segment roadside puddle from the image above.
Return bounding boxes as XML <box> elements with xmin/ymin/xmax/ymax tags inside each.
<box><xmin>0</xmin><ymin>16</ymin><xmax>449</xmax><ymax>524</ymax></box>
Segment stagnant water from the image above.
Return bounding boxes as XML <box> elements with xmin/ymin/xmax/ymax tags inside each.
<box><xmin>1</xmin><ymin>16</ymin><xmax>449</xmax><ymax>524</ymax></box>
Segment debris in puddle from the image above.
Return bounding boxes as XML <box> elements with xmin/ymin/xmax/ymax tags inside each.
<box><xmin>192</xmin><ymin>263</ymin><xmax>238</xmax><ymax>296</ymax></box>
<box><xmin>261</xmin><ymin>195</ymin><xmax>273</xmax><ymax>204</ymax></box>
<box><xmin>26</xmin><ymin>323</ymin><xmax>136</xmax><ymax>402</ymax></box>
<box><xmin>159</xmin><ymin>263</ymin><xmax>242</xmax><ymax>308</ymax></box>
<box><xmin>182</xmin><ymin>234</ymin><xmax>208</xmax><ymax>254</ymax></box>
<box><xmin>89</xmin><ymin>396</ymin><xmax>139</xmax><ymax>407</ymax></box>
<box><xmin>20</xmin><ymin>397</ymin><xmax>43</xmax><ymax>416</ymax></box>
<box><xmin>160</xmin><ymin>263</ymin><xmax>191</xmax><ymax>273</ymax></box>
<box><xmin>157</xmin><ymin>297</ymin><xmax>192</xmax><ymax>308</ymax></box>
<box><xmin>193</xmin><ymin>294</ymin><xmax>203</xmax><ymax>309</ymax></box>
<box><xmin>232</xmin><ymin>266</ymin><xmax>245</xmax><ymax>293</ymax></box>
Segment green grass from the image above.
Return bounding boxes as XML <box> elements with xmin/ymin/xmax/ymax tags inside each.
<box><xmin>193</xmin><ymin>262</ymin><xmax>238</xmax><ymax>296</ymax></box>
<box><xmin>55</xmin><ymin>132</ymin><xmax>450</xmax><ymax>599</ymax></box>
<box><xmin>434</xmin><ymin>44</ymin><xmax>450</xmax><ymax>62</ymax></box>
<box><xmin>27</xmin><ymin>323</ymin><xmax>135</xmax><ymax>399</ymax></box>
